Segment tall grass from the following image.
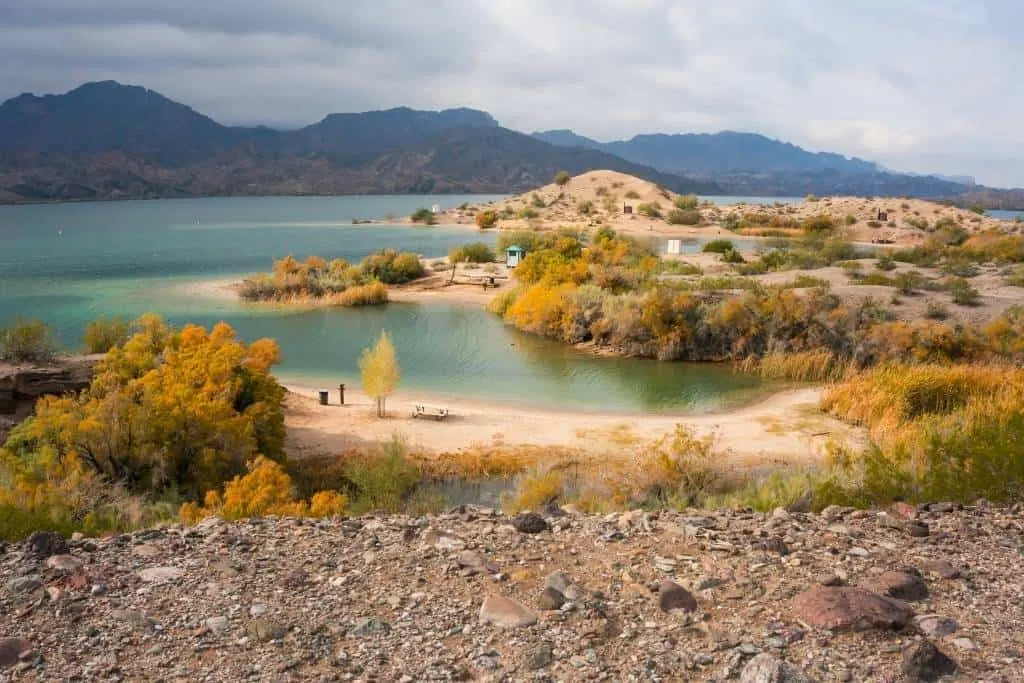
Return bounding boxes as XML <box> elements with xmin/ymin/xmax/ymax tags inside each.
<box><xmin>738</xmin><ymin>350</ymin><xmax>851</xmax><ymax>382</ymax></box>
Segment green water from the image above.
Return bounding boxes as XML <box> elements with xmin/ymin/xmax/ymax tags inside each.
<box><xmin>0</xmin><ymin>196</ymin><xmax>768</xmax><ymax>413</ymax></box>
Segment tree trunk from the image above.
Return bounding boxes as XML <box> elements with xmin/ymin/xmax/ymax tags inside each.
<box><xmin>449</xmin><ymin>261</ymin><xmax>457</xmax><ymax>285</ymax></box>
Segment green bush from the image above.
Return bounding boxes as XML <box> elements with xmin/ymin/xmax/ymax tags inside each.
<box><xmin>674</xmin><ymin>194</ymin><xmax>699</xmax><ymax>210</ymax></box>
<box><xmin>553</xmin><ymin>171</ymin><xmax>571</xmax><ymax>187</ymax></box>
<box><xmin>802</xmin><ymin>214</ymin><xmax>835</xmax><ymax>233</ymax></box>
<box><xmin>637</xmin><ymin>203</ymin><xmax>662</xmax><ymax>219</ymax></box>
<box><xmin>667</xmin><ymin>208</ymin><xmax>701</xmax><ymax>225</ymax></box>
<box><xmin>895</xmin><ymin>270</ymin><xmax>924</xmax><ymax>295</ymax></box>
<box><xmin>518</xmin><ymin>207</ymin><xmax>539</xmax><ymax>220</ymax></box>
<box><xmin>701</xmin><ymin>239</ymin><xmax>735</xmax><ymax>254</ymax></box>
<box><xmin>0</xmin><ymin>317</ymin><xmax>58</xmax><ymax>362</ymax></box>
<box><xmin>83</xmin><ymin>316</ymin><xmax>132</xmax><ymax>354</ymax></box>
<box><xmin>578</xmin><ymin>200</ymin><xmax>595</xmax><ymax>216</ymax></box>
<box><xmin>410</xmin><ymin>208</ymin><xmax>436</xmax><ymax>225</ymax></box>
<box><xmin>624</xmin><ymin>190</ymin><xmax>641</xmax><ymax>200</ymax></box>
<box><xmin>452</xmin><ymin>242</ymin><xmax>495</xmax><ymax>264</ymax></box>
<box><xmin>876</xmin><ymin>255</ymin><xmax>897</xmax><ymax>271</ymax></box>
<box><xmin>925</xmin><ymin>301</ymin><xmax>949</xmax><ymax>320</ymax></box>
<box><xmin>948</xmin><ymin>278</ymin><xmax>981</xmax><ymax>306</ymax></box>
<box><xmin>343</xmin><ymin>436</ymin><xmax>423</xmax><ymax>514</ymax></box>
<box><xmin>721</xmin><ymin>248</ymin><xmax>745</xmax><ymax>264</ymax></box>
<box><xmin>844</xmin><ymin>214</ymin><xmax>858</xmax><ymax>225</ymax></box>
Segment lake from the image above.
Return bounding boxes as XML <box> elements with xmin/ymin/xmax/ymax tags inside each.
<box><xmin>0</xmin><ymin>195</ymin><xmax>769</xmax><ymax>413</ymax></box>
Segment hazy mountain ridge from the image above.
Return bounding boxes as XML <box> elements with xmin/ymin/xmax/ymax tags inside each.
<box><xmin>0</xmin><ymin>81</ymin><xmax>1018</xmax><ymax>205</ymax></box>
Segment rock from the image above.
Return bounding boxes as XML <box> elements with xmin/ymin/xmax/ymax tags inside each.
<box><xmin>26</xmin><ymin>531</ymin><xmax>68</xmax><ymax>559</ymax></box>
<box><xmin>544</xmin><ymin>570</ymin><xmax>582</xmax><ymax>601</ymax></box>
<box><xmin>864</xmin><ymin>569</ymin><xmax>929</xmax><ymax>602</ymax></box>
<box><xmin>524</xmin><ymin>643</ymin><xmax>554</xmax><ymax>670</ymax></box>
<box><xmin>792</xmin><ymin>586</ymin><xmax>914</xmax><ymax>631</ymax></box>
<box><xmin>137</xmin><ymin>566</ymin><xmax>184</xmax><ymax>583</ymax></box>
<box><xmin>862</xmin><ymin>569</ymin><xmax>929</xmax><ymax>601</ymax></box>
<box><xmin>511</xmin><ymin>512</ymin><xmax>549</xmax><ymax>534</ymax></box>
<box><xmin>246</xmin><ymin>617</ymin><xmax>287</xmax><ymax>642</ymax></box>
<box><xmin>348</xmin><ymin>617</ymin><xmax>391</xmax><ymax>638</ymax></box>
<box><xmin>890</xmin><ymin>502</ymin><xmax>919</xmax><ymax>519</ymax></box>
<box><xmin>902</xmin><ymin>641</ymin><xmax>957</xmax><ymax>681</ymax></box>
<box><xmin>680</xmin><ymin>515</ymin><xmax>716</xmax><ymax>528</ymax></box>
<box><xmin>457</xmin><ymin>550</ymin><xmax>497</xmax><ymax>574</ymax></box>
<box><xmin>951</xmin><ymin>637</ymin><xmax>976</xmax><ymax>651</ymax></box>
<box><xmin>914</xmin><ymin>614</ymin><xmax>959</xmax><ymax>637</ymax></box>
<box><xmin>919</xmin><ymin>559</ymin><xmax>960</xmax><ymax>580</ymax></box>
<box><xmin>6</xmin><ymin>575</ymin><xmax>41</xmax><ymax>594</ymax></box>
<box><xmin>479</xmin><ymin>595</ymin><xmax>538</xmax><ymax>628</ymax></box>
<box><xmin>111</xmin><ymin>609</ymin><xmax>156</xmax><ymax>632</ymax></box>
<box><xmin>44</xmin><ymin>554</ymin><xmax>83</xmax><ymax>573</ymax></box>
<box><xmin>658</xmin><ymin>581</ymin><xmax>698</xmax><ymax>613</ymax></box>
<box><xmin>928</xmin><ymin>502</ymin><xmax>955</xmax><ymax>513</ymax></box>
<box><xmin>537</xmin><ymin>587</ymin><xmax>565</xmax><ymax>611</ymax></box>
<box><xmin>205</xmin><ymin>616</ymin><xmax>229</xmax><ymax>635</ymax></box>
<box><xmin>0</xmin><ymin>637</ymin><xmax>31</xmax><ymax>670</ymax></box>
<box><xmin>422</xmin><ymin>529</ymin><xmax>466</xmax><ymax>551</ymax></box>
<box><xmin>740</xmin><ymin>653</ymin><xmax>816</xmax><ymax>683</ymax></box>
<box><xmin>758</xmin><ymin>537</ymin><xmax>790</xmax><ymax>555</ymax></box>
<box><xmin>905</xmin><ymin>522</ymin><xmax>930</xmax><ymax>537</ymax></box>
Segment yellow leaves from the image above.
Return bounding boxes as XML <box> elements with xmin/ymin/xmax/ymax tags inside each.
<box><xmin>180</xmin><ymin>457</ymin><xmax>348</xmax><ymax>523</ymax></box>
<box><xmin>359</xmin><ymin>331</ymin><xmax>400</xmax><ymax>417</ymax></box>
<box><xmin>245</xmin><ymin>338</ymin><xmax>281</xmax><ymax>372</ymax></box>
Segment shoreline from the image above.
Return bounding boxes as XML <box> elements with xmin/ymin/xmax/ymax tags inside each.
<box><xmin>281</xmin><ymin>379</ymin><xmax>866</xmax><ymax>464</ymax></box>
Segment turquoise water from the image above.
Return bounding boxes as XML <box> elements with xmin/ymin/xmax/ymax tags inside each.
<box><xmin>0</xmin><ymin>195</ymin><xmax>768</xmax><ymax>413</ymax></box>
<box><xmin>991</xmin><ymin>209</ymin><xmax>1024</xmax><ymax>221</ymax></box>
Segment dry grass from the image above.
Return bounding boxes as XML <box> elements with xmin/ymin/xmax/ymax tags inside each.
<box><xmin>738</xmin><ymin>350</ymin><xmax>852</xmax><ymax>382</ymax></box>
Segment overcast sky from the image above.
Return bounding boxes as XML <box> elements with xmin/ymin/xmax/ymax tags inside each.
<box><xmin>1</xmin><ymin>0</ymin><xmax>1022</xmax><ymax>186</ymax></box>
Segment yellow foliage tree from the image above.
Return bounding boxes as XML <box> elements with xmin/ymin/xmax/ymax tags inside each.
<box><xmin>4</xmin><ymin>317</ymin><xmax>285</xmax><ymax>501</ymax></box>
<box><xmin>180</xmin><ymin>457</ymin><xmax>348</xmax><ymax>523</ymax></box>
<box><xmin>359</xmin><ymin>331</ymin><xmax>400</xmax><ymax>418</ymax></box>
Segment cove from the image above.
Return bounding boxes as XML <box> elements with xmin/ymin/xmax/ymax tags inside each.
<box><xmin>0</xmin><ymin>195</ymin><xmax>771</xmax><ymax>413</ymax></box>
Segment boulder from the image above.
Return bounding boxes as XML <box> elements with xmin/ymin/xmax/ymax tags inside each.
<box><xmin>902</xmin><ymin>641</ymin><xmax>957</xmax><ymax>682</ymax></box>
<box><xmin>479</xmin><ymin>595</ymin><xmax>538</xmax><ymax>628</ymax></box>
<box><xmin>861</xmin><ymin>569</ymin><xmax>929</xmax><ymax>601</ymax></box>
<box><xmin>792</xmin><ymin>586</ymin><xmax>914</xmax><ymax>631</ymax></box>
<box><xmin>740</xmin><ymin>653</ymin><xmax>817</xmax><ymax>683</ymax></box>
<box><xmin>658</xmin><ymin>581</ymin><xmax>698</xmax><ymax>613</ymax></box>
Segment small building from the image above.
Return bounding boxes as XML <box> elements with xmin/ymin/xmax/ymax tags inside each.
<box><xmin>666</xmin><ymin>239</ymin><xmax>682</xmax><ymax>255</ymax></box>
<box><xmin>623</xmin><ymin>204</ymin><xmax>633</xmax><ymax>215</ymax></box>
<box><xmin>431</xmin><ymin>203</ymin><xmax>441</xmax><ymax>214</ymax></box>
<box><xmin>505</xmin><ymin>245</ymin><xmax>526</xmax><ymax>268</ymax></box>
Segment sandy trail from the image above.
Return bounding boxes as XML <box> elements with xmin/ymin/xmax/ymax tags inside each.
<box><xmin>282</xmin><ymin>381</ymin><xmax>863</xmax><ymax>466</ymax></box>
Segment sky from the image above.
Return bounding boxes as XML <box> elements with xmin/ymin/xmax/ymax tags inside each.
<box><xmin>1</xmin><ymin>0</ymin><xmax>1022</xmax><ymax>187</ymax></box>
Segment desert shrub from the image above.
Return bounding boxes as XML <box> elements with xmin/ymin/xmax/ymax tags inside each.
<box><xmin>674</xmin><ymin>194</ymin><xmax>699</xmax><ymax>210</ymax></box>
<box><xmin>83</xmin><ymin>316</ymin><xmax>132</xmax><ymax>354</ymax></box>
<box><xmin>451</xmin><ymin>242</ymin><xmax>495</xmax><ymax>264</ymax></box>
<box><xmin>867</xmin><ymin>220</ymin><xmax>882</xmax><ymax>228</ymax></box>
<box><xmin>624</xmin><ymin>190</ymin><xmax>641</xmax><ymax>199</ymax></box>
<box><xmin>595</xmin><ymin>186</ymin><xmax>609</xmax><ymax>197</ymax></box>
<box><xmin>658</xmin><ymin>260</ymin><xmax>702</xmax><ymax>276</ymax></box>
<box><xmin>1005</xmin><ymin>266</ymin><xmax>1024</xmax><ymax>287</ymax></box>
<box><xmin>410</xmin><ymin>208</ymin><xmax>436</xmax><ymax>224</ymax></box>
<box><xmin>553</xmin><ymin>170</ymin><xmax>571</xmax><ymax>187</ymax></box>
<box><xmin>518</xmin><ymin>207</ymin><xmax>539</xmax><ymax>219</ymax></box>
<box><xmin>941</xmin><ymin>259</ymin><xmax>980</xmax><ymax>278</ymax></box>
<box><xmin>343</xmin><ymin>436</ymin><xmax>423</xmax><ymax>514</ymax></box>
<box><xmin>925</xmin><ymin>301</ymin><xmax>949</xmax><ymax>320</ymax></box>
<box><xmin>875</xmin><ymin>255</ymin><xmax>896</xmax><ymax>271</ymax></box>
<box><xmin>948</xmin><ymin>278</ymin><xmax>981</xmax><ymax>306</ymax></box>
<box><xmin>0</xmin><ymin>317</ymin><xmax>58</xmax><ymax>362</ymax></box>
<box><xmin>844</xmin><ymin>214</ymin><xmax>858</xmax><ymax>225</ymax></box>
<box><xmin>840</xmin><ymin>261</ymin><xmax>863</xmax><ymax>279</ymax></box>
<box><xmin>503</xmin><ymin>470</ymin><xmax>565</xmax><ymax>513</ymax></box>
<box><xmin>737</xmin><ymin>350</ymin><xmax>849</xmax><ymax>382</ymax></box>
<box><xmin>895</xmin><ymin>270</ymin><xmax>924</xmax><ymax>294</ymax></box>
<box><xmin>637</xmin><ymin>202</ymin><xmax>662</xmax><ymax>219</ymax></box>
<box><xmin>361</xmin><ymin>249</ymin><xmax>425</xmax><ymax>284</ymax></box>
<box><xmin>721</xmin><ymin>212</ymin><xmax>742</xmax><ymax>231</ymax></box>
<box><xmin>803</xmin><ymin>214</ymin><xmax>835</xmax><ymax>233</ymax></box>
<box><xmin>475</xmin><ymin>210</ymin><xmax>498</xmax><ymax>229</ymax></box>
<box><xmin>720</xmin><ymin>248</ymin><xmax>745</xmax><ymax>264</ymax></box>
<box><xmin>329</xmin><ymin>282</ymin><xmax>388</xmax><ymax>306</ymax></box>
<box><xmin>904</xmin><ymin>216</ymin><xmax>929</xmax><ymax>231</ymax></box>
<box><xmin>578</xmin><ymin>200</ymin><xmax>595</xmax><ymax>215</ymax></box>
<box><xmin>667</xmin><ymin>208</ymin><xmax>701</xmax><ymax>225</ymax></box>
<box><xmin>701</xmin><ymin>239</ymin><xmax>735</xmax><ymax>254</ymax></box>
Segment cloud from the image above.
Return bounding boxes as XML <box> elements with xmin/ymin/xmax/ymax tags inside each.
<box><xmin>0</xmin><ymin>0</ymin><xmax>1021</xmax><ymax>185</ymax></box>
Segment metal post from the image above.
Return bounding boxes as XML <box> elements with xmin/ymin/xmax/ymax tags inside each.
<box><xmin>338</xmin><ymin>383</ymin><xmax>346</xmax><ymax>405</ymax></box>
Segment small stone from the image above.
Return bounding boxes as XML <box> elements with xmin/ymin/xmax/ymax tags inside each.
<box><xmin>928</xmin><ymin>502</ymin><xmax>954</xmax><ymax>513</ymax></box>
<box><xmin>544</xmin><ymin>571</ymin><xmax>582</xmax><ymax>600</ymax></box>
<box><xmin>862</xmin><ymin>570</ymin><xmax>929</xmax><ymax>601</ymax></box>
<box><xmin>740</xmin><ymin>653</ymin><xmax>815</xmax><ymax>683</ymax></box>
<box><xmin>511</xmin><ymin>512</ymin><xmax>549</xmax><ymax>534</ymax></box>
<box><xmin>758</xmin><ymin>537</ymin><xmax>790</xmax><ymax>555</ymax></box>
<box><xmin>951</xmin><ymin>637</ymin><xmax>976</xmax><ymax>651</ymax></box>
<box><xmin>249</xmin><ymin>603</ymin><xmax>268</xmax><ymax>618</ymax></box>
<box><xmin>524</xmin><ymin>643</ymin><xmax>554</xmax><ymax>670</ymax></box>
<box><xmin>246</xmin><ymin>617</ymin><xmax>287</xmax><ymax>643</ymax></box>
<box><xmin>570</xmin><ymin>655</ymin><xmax>587</xmax><ymax>668</ymax></box>
<box><xmin>905</xmin><ymin>522</ymin><xmax>930</xmax><ymax>537</ymax></box>
<box><xmin>348</xmin><ymin>616</ymin><xmax>391</xmax><ymax>638</ymax></box>
<box><xmin>819</xmin><ymin>574</ymin><xmax>845</xmax><ymax>587</ymax></box>
<box><xmin>111</xmin><ymin>609</ymin><xmax>156</xmax><ymax>632</ymax></box>
<box><xmin>537</xmin><ymin>587</ymin><xmax>565</xmax><ymax>611</ymax></box>
<box><xmin>919</xmin><ymin>559</ymin><xmax>960</xmax><ymax>580</ymax></box>
<box><xmin>680</xmin><ymin>515</ymin><xmax>716</xmax><ymax>528</ymax></box>
<box><xmin>0</xmin><ymin>638</ymin><xmax>31</xmax><ymax>670</ymax></box>
<box><xmin>914</xmin><ymin>614</ymin><xmax>959</xmax><ymax>637</ymax></box>
<box><xmin>25</xmin><ymin>531</ymin><xmax>68</xmax><ymax>559</ymax></box>
<box><xmin>847</xmin><ymin>547</ymin><xmax>870</xmax><ymax>558</ymax></box>
<box><xmin>6</xmin><ymin>576</ymin><xmax>41</xmax><ymax>594</ymax></box>
<box><xmin>45</xmin><ymin>554</ymin><xmax>83</xmax><ymax>573</ymax></box>
<box><xmin>658</xmin><ymin>581</ymin><xmax>698</xmax><ymax>613</ymax></box>
<box><xmin>137</xmin><ymin>566</ymin><xmax>184</xmax><ymax>583</ymax></box>
<box><xmin>792</xmin><ymin>586</ymin><xmax>914</xmax><ymax>631</ymax></box>
<box><xmin>479</xmin><ymin>595</ymin><xmax>538</xmax><ymax>628</ymax></box>
<box><xmin>205</xmin><ymin>616</ymin><xmax>229</xmax><ymax>635</ymax></box>
<box><xmin>902</xmin><ymin>641</ymin><xmax>957</xmax><ymax>681</ymax></box>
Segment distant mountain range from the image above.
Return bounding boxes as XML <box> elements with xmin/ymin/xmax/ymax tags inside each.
<box><xmin>0</xmin><ymin>81</ymin><xmax>1018</xmax><ymax>206</ymax></box>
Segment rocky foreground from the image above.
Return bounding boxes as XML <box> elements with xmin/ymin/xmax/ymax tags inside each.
<box><xmin>1</xmin><ymin>503</ymin><xmax>1022</xmax><ymax>682</ymax></box>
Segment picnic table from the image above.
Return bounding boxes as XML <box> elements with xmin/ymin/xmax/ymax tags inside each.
<box><xmin>413</xmin><ymin>404</ymin><xmax>449</xmax><ymax>421</ymax></box>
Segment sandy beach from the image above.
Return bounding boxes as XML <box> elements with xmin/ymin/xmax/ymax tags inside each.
<box><xmin>281</xmin><ymin>379</ymin><xmax>864</xmax><ymax>466</ymax></box>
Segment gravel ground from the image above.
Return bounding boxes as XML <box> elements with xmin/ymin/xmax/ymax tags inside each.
<box><xmin>2</xmin><ymin>502</ymin><xmax>1022</xmax><ymax>682</ymax></box>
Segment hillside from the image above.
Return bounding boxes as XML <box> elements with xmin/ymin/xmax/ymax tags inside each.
<box><xmin>2</xmin><ymin>505</ymin><xmax>1019</xmax><ymax>680</ymax></box>
<box><xmin>535</xmin><ymin>130</ymin><xmax>878</xmax><ymax>175</ymax></box>
<box><xmin>0</xmin><ymin>82</ymin><xmax>710</xmax><ymax>203</ymax></box>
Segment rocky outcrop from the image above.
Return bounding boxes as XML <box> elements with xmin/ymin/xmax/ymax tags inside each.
<box><xmin>1</xmin><ymin>503</ymin><xmax>1022</xmax><ymax>680</ymax></box>
<box><xmin>0</xmin><ymin>355</ymin><xmax>98</xmax><ymax>441</ymax></box>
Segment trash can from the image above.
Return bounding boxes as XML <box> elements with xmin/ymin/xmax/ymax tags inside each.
<box><xmin>318</xmin><ymin>390</ymin><xmax>329</xmax><ymax>406</ymax></box>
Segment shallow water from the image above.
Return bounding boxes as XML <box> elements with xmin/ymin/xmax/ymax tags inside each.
<box><xmin>0</xmin><ymin>195</ymin><xmax>770</xmax><ymax>413</ymax></box>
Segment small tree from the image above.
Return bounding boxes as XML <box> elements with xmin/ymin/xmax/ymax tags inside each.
<box><xmin>475</xmin><ymin>210</ymin><xmax>498</xmax><ymax>229</ymax></box>
<box><xmin>448</xmin><ymin>246</ymin><xmax>468</xmax><ymax>284</ymax></box>
<box><xmin>359</xmin><ymin>331</ymin><xmax>400</xmax><ymax>418</ymax></box>
<box><xmin>553</xmin><ymin>170</ymin><xmax>571</xmax><ymax>187</ymax></box>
